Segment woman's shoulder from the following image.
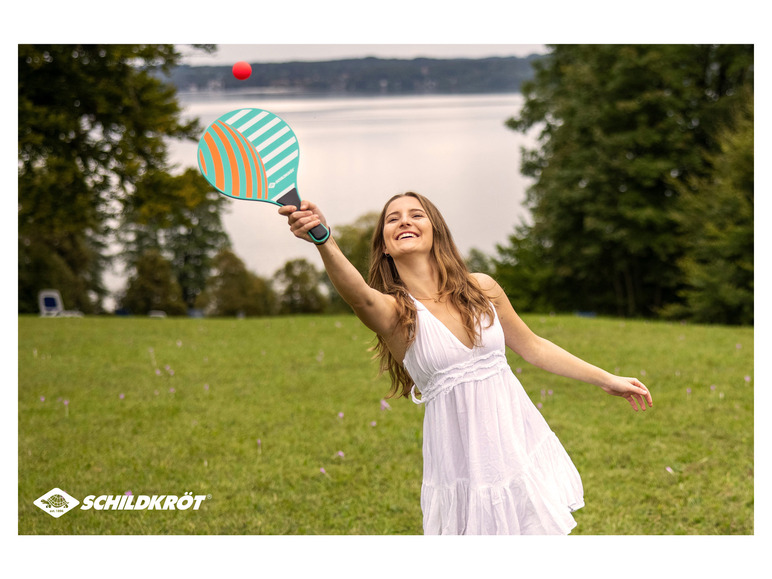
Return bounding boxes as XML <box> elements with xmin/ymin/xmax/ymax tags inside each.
<box><xmin>469</xmin><ymin>272</ymin><xmax>507</xmax><ymax>304</ymax></box>
<box><xmin>470</xmin><ymin>272</ymin><xmax>498</xmax><ymax>292</ymax></box>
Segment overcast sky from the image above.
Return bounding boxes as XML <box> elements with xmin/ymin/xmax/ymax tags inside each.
<box><xmin>180</xmin><ymin>44</ymin><xmax>549</xmax><ymax>65</ymax></box>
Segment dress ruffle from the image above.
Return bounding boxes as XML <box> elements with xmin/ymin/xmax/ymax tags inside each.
<box><xmin>421</xmin><ymin>432</ymin><xmax>584</xmax><ymax>535</ymax></box>
<box><xmin>411</xmin><ymin>350</ymin><xmax>509</xmax><ymax>404</ymax></box>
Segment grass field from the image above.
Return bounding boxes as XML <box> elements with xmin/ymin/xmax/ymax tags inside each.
<box><xmin>17</xmin><ymin>313</ymin><xmax>753</xmax><ymax>535</ymax></box>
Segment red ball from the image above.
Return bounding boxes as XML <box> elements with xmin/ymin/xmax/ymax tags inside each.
<box><xmin>232</xmin><ymin>61</ymin><xmax>252</xmax><ymax>80</ymax></box>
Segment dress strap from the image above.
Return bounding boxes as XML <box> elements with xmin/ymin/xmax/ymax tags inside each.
<box><xmin>410</xmin><ymin>384</ymin><xmax>424</xmax><ymax>405</ymax></box>
<box><xmin>408</xmin><ymin>294</ymin><xmax>426</xmax><ymax>311</ymax></box>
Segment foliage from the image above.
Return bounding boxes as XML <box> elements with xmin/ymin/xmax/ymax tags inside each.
<box><xmin>18</xmin><ymin>314</ymin><xmax>753</xmax><ymax>535</ymax></box>
<box><xmin>494</xmin><ymin>226</ymin><xmax>569</xmax><ymax>313</ymax></box>
<box><xmin>18</xmin><ymin>44</ymin><xmax>206</xmax><ymax>313</ymax></box>
<box><xmin>499</xmin><ymin>45</ymin><xmax>754</xmax><ymax>320</ymax></box>
<box><xmin>274</xmin><ymin>259</ymin><xmax>328</xmax><ymax>314</ymax></box>
<box><xmin>464</xmin><ymin>247</ymin><xmax>495</xmax><ymax>277</ymax></box>
<box><xmin>120</xmin><ymin>250</ymin><xmax>187</xmax><ymax>316</ymax></box>
<box><xmin>121</xmin><ymin>168</ymin><xmax>230</xmax><ymax>309</ymax></box>
<box><xmin>18</xmin><ymin>219</ymin><xmax>102</xmax><ymax>315</ymax></box>
<box><xmin>197</xmin><ymin>249</ymin><xmax>276</xmax><ymax>317</ymax></box>
<box><xmin>662</xmin><ymin>90</ymin><xmax>754</xmax><ymax>324</ymax></box>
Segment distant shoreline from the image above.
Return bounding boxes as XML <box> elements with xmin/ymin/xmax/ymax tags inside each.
<box><xmin>176</xmin><ymin>89</ymin><xmax>526</xmax><ymax>102</ymax></box>
<box><xmin>168</xmin><ymin>55</ymin><xmax>541</xmax><ymax>96</ymax></box>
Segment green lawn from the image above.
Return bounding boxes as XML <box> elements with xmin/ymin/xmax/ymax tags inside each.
<box><xmin>17</xmin><ymin>313</ymin><xmax>753</xmax><ymax>534</ymax></box>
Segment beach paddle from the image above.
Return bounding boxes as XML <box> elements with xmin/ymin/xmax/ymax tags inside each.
<box><xmin>196</xmin><ymin>107</ymin><xmax>330</xmax><ymax>244</ymax></box>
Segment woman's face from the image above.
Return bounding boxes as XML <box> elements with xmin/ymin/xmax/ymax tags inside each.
<box><xmin>382</xmin><ymin>196</ymin><xmax>434</xmax><ymax>259</ymax></box>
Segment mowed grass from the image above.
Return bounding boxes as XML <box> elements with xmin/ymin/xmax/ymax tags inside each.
<box><xmin>18</xmin><ymin>313</ymin><xmax>753</xmax><ymax>535</ymax></box>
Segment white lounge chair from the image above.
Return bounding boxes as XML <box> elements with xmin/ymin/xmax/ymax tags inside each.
<box><xmin>37</xmin><ymin>289</ymin><xmax>84</xmax><ymax>317</ymax></box>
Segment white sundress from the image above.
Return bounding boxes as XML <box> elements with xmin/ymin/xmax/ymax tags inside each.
<box><xmin>403</xmin><ymin>296</ymin><xmax>584</xmax><ymax>535</ymax></box>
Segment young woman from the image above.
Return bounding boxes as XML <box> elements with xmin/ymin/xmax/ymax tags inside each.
<box><xmin>279</xmin><ymin>192</ymin><xmax>652</xmax><ymax>535</ymax></box>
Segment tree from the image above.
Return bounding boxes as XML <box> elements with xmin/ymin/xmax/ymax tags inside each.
<box><xmin>120</xmin><ymin>250</ymin><xmax>186</xmax><ymax>315</ymax></box>
<box><xmin>18</xmin><ymin>44</ymin><xmax>213</xmax><ymax>313</ymax></box>
<box><xmin>274</xmin><ymin>259</ymin><xmax>327</xmax><ymax>314</ymax></box>
<box><xmin>663</xmin><ymin>90</ymin><xmax>754</xmax><ymax>324</ymax></box>
<box><xmin>501</xmin><ymin>44</ymin><xmax>753</xmax><ymax>317</ymax></box>
<box><xmin>492</xmin><ymin>227</ymin><xmax>564</xmax><ymax>314</ymax></box>
<box><xmin>465</xmin><ymin>247</ymin><xmax>495</xmax><ymax>277</ymax></box>
<box><xmin>121</xmin><ymin>168</ymin><xmax>230</xmax><ymax>310</ymax></box>
<box><xmin>197</xmin><ymin>249</ymin><xmax>276</xmax><ymax>317</ymax></box>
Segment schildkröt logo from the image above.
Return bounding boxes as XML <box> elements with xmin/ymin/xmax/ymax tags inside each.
<box><xmin>80</xmin><ymin>492</ymin><xmax>208</xmax><ymax>511</ymax></box>
<box><xmin>34</xmin><ymin>488</ymin><xmax>80</xmax><ymax>518</ymax></box>
<box><xmin>34</xmin><ymin>489</ymin><xmax>210</xmax><ymax>517</ymax></box>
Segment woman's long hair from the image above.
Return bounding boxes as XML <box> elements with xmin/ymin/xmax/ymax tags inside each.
<box><xmin>367</xmin><ymin>192</ymin><xmax>494</xmax><ymax>398</ymax></box>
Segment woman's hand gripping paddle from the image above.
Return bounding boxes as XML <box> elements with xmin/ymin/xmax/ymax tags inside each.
<box><xmin>196</xmin><ymin>107</ymin><xmax>330</xmax><ymax>244</ymax></box>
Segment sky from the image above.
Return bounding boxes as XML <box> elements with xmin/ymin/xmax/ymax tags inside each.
<box><xmin>179</xmin><ymin>44</ymin><xmax>548</xmax><ymax>66</ymax></box>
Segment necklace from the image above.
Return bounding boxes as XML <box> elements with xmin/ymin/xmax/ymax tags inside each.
<box><xmin>413</xmin><ymin>294</ymin><xmax>441</xmax><ymax>303</ymax></box>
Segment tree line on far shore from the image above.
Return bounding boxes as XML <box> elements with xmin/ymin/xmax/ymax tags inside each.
<box><xmin>168</xmin><ymin>55</ymin><xmax>542</xmax><ymax>95</ymax></box>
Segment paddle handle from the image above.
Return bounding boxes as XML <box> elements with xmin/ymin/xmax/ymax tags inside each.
<box><xmin>308</xmin><ymin>223</ymin><xmax>331</xmax><ymax>244</ymax></box>
<box><xmin>275</xmin><ymin>188</ymin><xmax>330</xmax><ymax>245</ymax></box>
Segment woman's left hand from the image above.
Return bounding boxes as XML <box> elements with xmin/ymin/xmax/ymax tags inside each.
<box><xmin>599</xmin><ymin>376</ymin><xmax>653</xmax><ymax>412</ymax></box>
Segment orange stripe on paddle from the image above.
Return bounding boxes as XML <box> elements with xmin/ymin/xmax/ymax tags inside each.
<box><xmin>203</xmin><ymin>132</ymin><xmax>224</xmax><ymax>191</ymax></box>
<box><xmin>218</xmin><ymin>121</ymin><xmax>257</xmax><ymax>199</ymax></box>
<box><xmin>198</xmin><ymin>149</ymin><xmax>207</xmax><ymax>176</ymax></box>
<box><xmin>211</xmin><ymin>122</ymin><xmax>240</xmax><ymax>196</ymax></box>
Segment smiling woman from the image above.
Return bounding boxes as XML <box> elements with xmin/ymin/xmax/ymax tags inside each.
<box><xmin>383</xmin><ymin>196</ymin><xmax>434</xmax><ymax>258</ymax></box>
<box><xmin>278</xmin><ymin>190</ymin><xmax>653</xmax><ymax>535</ymax></box>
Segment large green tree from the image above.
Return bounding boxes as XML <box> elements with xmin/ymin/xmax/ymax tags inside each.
<box><xmin>18</xmin><ymin>44</ymin><xmax>212</xmax><ymax>313</ymax></box>
<box><xmin>499</xmin><ymin>44</ymin><xmax>753</xmax><ymax>318</ymax></box>
<box><xmin>121</xmin><ymin>168</ymin><xmax>230</xmax><ymax>310</ymax></box>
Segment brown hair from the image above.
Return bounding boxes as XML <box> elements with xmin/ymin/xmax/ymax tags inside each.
<box><xmin>367</xmin><ymin>192</ymin><xmax>494</xmax><ymax>398</ymax></box>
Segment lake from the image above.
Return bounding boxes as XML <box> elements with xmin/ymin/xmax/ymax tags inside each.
<box><xmin>110</xmin><ymin>92</ymin><xmax>537</xmax><ymax>299</ymax></box>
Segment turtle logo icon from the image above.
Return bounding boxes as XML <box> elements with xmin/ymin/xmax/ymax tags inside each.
<box><xmin>34</xmin><ymin>488</ymin><xmax>80</xmax><ymax>518</ymax></box>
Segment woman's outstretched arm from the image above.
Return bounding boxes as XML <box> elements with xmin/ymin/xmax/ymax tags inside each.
<box><xmin>278</xmin><ymin>201</ymin><xmax>400</xmax><ymax>339</ymax></box>
<box><xmin>473</xmin><ymin>273</ymin><xmax>653</xmax><ymax>412</ymax></box>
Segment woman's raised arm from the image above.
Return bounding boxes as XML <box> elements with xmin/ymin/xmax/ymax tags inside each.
<box><xmin>278</xmin><ymin>201</ymin><xmax>400</xmax><ymax>339</ymax></box>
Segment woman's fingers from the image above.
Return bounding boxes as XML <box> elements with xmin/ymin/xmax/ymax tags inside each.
<box><xmin>627</xmin><ymin>378</ymin><xmax>653</xmax><ymax>410</ymax></box>
<box><xmin>278</xmin><ymin>203</ymin><xmax>322</xmax><ymax>241</ymax></box>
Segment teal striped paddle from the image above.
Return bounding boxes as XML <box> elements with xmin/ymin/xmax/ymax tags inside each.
<box><xmin>197</xmin><ymin>107</ymin><xmax>330</xmax><ymax>244</ymax></box>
